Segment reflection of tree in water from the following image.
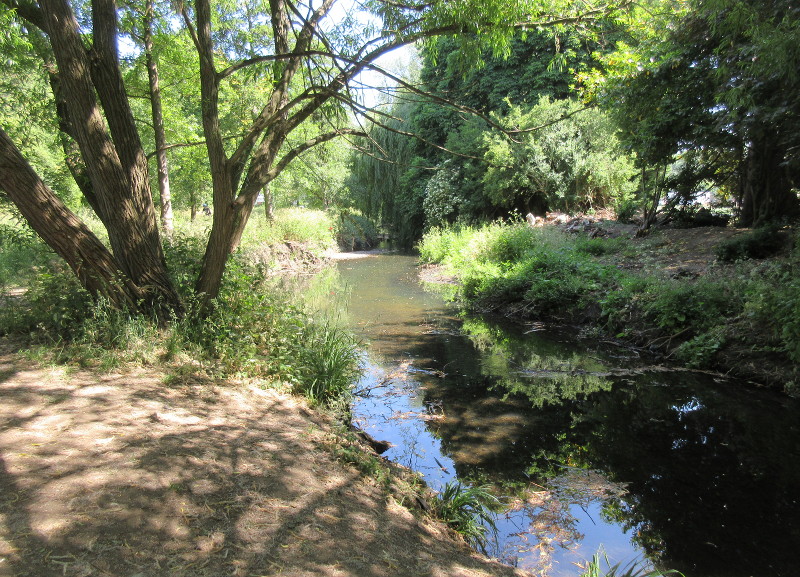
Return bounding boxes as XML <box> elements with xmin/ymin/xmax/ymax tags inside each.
<box><xmin>496</xmin><ymin>469</ymin><xmax>628</xmax><ymax>576</ymax></box>
<box><xmin>460</xmin><ymin>317</ymin><xmax>616</xmax><ymax>407</ymax></box>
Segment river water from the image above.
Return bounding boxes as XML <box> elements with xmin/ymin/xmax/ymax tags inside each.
<box><xmin>327</xmin><ymin>253</ymin><xmax>800</xmax><ymax>577</ymax></box>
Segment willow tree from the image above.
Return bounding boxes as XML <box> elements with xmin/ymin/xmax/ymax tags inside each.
<box><xmin>0</xmin><ymin>0</ymin><xmax>632</xmax><ymax>318</ymax></box>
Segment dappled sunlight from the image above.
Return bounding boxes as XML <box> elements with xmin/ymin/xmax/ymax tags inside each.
<box><xmin>0</xmin><ymin>348</ymin><xmax>525</xmax><ymax>577</ymax></box>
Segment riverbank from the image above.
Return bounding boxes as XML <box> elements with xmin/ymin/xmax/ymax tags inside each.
<box><xmin>418</xmin><ymin>220</ymin><xmax>799</xmax><ymax>395</ymax></box>
<box><xmin>0</xmin><ymin>337</ymin><xmax>528</xmax><ymax>577</ymax></box>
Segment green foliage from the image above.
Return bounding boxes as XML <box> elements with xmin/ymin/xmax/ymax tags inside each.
<box><xmin>336</xmin><ymin>210</ymin><xmax>379</xmax><ymax>250</ymax></box>
<box><xmin>642</xmin><ymin>279</ymin><xmax>737</xmax><ymax>335</ymax></box>
<box><xmin>421</xmin><ymin>221</ymin><xmax>800</xmax><ymax>384</ymax></box>
<box><xmin>673</xmin><ymin>327</ymin><xmax>726</xmax><ymax>368</ymax></box>
<box><xmin>346</xmin><ymin>26</ymin><xmax>619</xmax><ymax>243</ymax></box>
<box><xmin>589</xmin><ymin>0</ymin><xmax>800</xmax><ymax>225</ymax></box>
<box><xmin>483</xmin><ymin>97</ymin><xmax>637</xmax><ymax>215</ymax></box>
<box><xmin>241</xmin><ymin>208</ymin><xmax>338</xmax><ymax>255</ymax></box>
<box><xmin>0</xmin><ymin>264</ymin><xmax>91</xmax><ymax>339</ymax></box>
<box><xmin>292</xmin><ymin>322</ymin><xmax>362</xmax><ymax>406</ymax></box>
<box><xmin>715</xmin><ymin>227</ymin><xmax>788</xmax><ymax>262</ymax></box>
<box><xmin>743</xmin><ymin>239</ymin><xmax>800</xmax><ymax>363</ymax></box>
<box><xmin>579</xmin><ymin>548</ymin><xmax>682</xmax><ymax>577</ymax></box>
<box><xmin>0</xmin><ymin>218</ymin><xmax>55</xmax><ymax>290</ymax></box>
<box><xmin>422</xmin><ymin>161</ymin><xmax>465</xmax><ymax>228</ymax></box>
<box><xmin>575</xmin><ymin>236</ymin><xmax>625</xmax><ymax>257</ymax></box>
<box><xmin>2</xmin><ymin>216</ymin><xmax>362</xmax><ymax>405</ymax></box>
<box><xmin>420</xmin><ymin>222</ymin><xmax>616</xmax><ymax>315</ymax></box>
<box><xmin>433</xmin><ymin>481</ymin><xmax>500</xmax><ymax>550</ymax></box>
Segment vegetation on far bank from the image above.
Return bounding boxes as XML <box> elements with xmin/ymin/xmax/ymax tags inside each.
<box><xmin>418</xmin><ymin>220</ymin><xmax>799</xmax><ymax>395</ymax></box>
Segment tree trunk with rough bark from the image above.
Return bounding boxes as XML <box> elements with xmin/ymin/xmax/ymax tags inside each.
<box><xmin>37</xmin><ymin>0</ymin><xmax>182</xmax><ymax>318</ymax></box>
<box><xmin>0</xmin><ymin>128</ymin><xmax>141</xmax><ymax>308</ymax></box>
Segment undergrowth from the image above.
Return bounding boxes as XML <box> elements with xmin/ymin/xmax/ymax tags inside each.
<box><xmin>419</xmin><ymin>222</ymin><xmax>799</xmax><ymax>393</ymax></box>
<box><xmin>0</xmin><ymin>209</ymin><xmax>362</xmax><ymax>408</ymax></box>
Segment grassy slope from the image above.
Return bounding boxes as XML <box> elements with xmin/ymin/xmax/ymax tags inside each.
<box><xmin>418</xmin><ymin>220</ymin><xmax>799</xmax><ymax>395</ymax></box>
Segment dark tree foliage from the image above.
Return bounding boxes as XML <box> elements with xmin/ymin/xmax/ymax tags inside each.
<box><xmin>351</xmin><ymin>28</ymin><xmax>613</xmax><ymax>244</ymax></box>
<box><xmin>608</xmin><ymin>0</ymin><xmax>800</xmax><ymax>227</ymax></box>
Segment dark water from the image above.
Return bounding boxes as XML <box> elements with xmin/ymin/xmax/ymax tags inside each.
<box><xmin>332</xmin><ymin>253</ymin><xmax>800</xmax><ymax>577</ymax></box>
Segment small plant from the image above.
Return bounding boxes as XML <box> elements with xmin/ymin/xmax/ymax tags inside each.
<box><xmin>294</xmin><ymin>321</ymin><xmax>362</xmax><ymax>406</ymax></box>
<box><xmin>578</xmin><ymin>549</ymin><xmax>683</xmax><ymax>577</ymax></box>
<box><xmin>433</xmin><ymin>481</ymin><xmax>500</xmax><ymax>551</ymax></box>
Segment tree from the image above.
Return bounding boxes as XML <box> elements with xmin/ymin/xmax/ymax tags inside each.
<box><xmin>1</xmin><ymin>0</ymin><xmax>632</xmax><ymax>317</ymax></box>
<box><xmin>348</xmin><ymin>24</ymin><xmax>619</xmax><ymax>241</ymax></box>
<box><xmin>588</xmin><ymin>0</ymin><xmax>800</xmax><ymax>227</ymax></box>
<box><xmin>482</xmin><ymin>97</ymin><xmax>636</xmax><ymax>216</ymax></box>
<box><xmin>142</xmin><ymin>0</ymin><xmax>174</xmax><ymax>236</ymax></box>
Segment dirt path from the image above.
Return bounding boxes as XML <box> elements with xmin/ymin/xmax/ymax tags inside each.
<box><xmin>0</xmin><ymin>342</ymin><xmax>527</xmax><ymax>577</ymax></box>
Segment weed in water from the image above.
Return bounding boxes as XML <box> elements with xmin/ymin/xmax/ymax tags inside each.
<box><xmin>577</xmin><ymin>548</ymin><xmax>683</xmax><ymax>577</ymax></box>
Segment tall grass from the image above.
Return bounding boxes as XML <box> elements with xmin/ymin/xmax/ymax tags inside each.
<box><xmin>433</xmin><ymin>481</ymin><xmax>501</xmax><ymax>551</ymax></box>
<box><xmin>239</xmin><ymin>207</ymin><xmax>338</xmax><ymax>254</ymax></box>
<box><xmin>0</xmin><ymin>208</ymin><xmax>362</xmax><ymax>405</ymax></box>
<box><xmin>419</xmin><ymin>222</ymin><xmax>616</xmax><ymax>315</ymax></box>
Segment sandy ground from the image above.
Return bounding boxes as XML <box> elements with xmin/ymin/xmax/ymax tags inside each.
<box><xmin>0</xmin><ymin>340</ymin><xmax>527</xmax><ymax>577</ymax></box>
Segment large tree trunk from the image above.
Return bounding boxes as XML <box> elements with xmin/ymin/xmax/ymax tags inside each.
<box><xmin>39</xmin><ymin>0</ymin><xmax>182</xmax><ymax>317</ymax></box>
<box><xmin>739</xmin><ymin>131</ymin><xmax>800</xmax><ymax>227</ymax></box>
<box><xmin>0</xmin><ymin>128</ymin><xmax>141</xmax><ymax>308</ymax></box>
<box><xmin>144</xmin><ymin>0</ymin><xmax>174</xmax><ymax>237</ymax></box>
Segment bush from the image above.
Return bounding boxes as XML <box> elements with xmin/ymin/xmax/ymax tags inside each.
<box><xmin>241</xmin><ymin>207</ymin><xmax>338</xmax><ymax>255</ymax></box>
<box><xmin>293</xmin><ymin>322</ymin><xmax>362</xmax><ymax>406</ymax></box>
<box><xmin>0</xmin><ymin>263</ymin><xmax>92</xmax><ymax>339</ymax></box>
<box><xmin>642</xmin><ymin>278</ymin><xmax>739</xmax><ymax>335</ymax></box>
<box><xmin>3</xmin><ymin>228</ymin><xmax>362</xmax><ymax>406</ymax></box>
<box><xmin>420</xmin><ymin>223</ymin><xmax>616</xmax><ymax>316</ymax></box>
<box><xmin>336</xmin><ymin>211</ymin><xmax>379</xmax><ymax>250</ymax></box>
<box><xmin>0</xmin><ymin>219</ymin><xmax>56</xmax><ymax>290</ymax></box>
<box><xmin>716</xmin><ymin>226</ymin><xmax>788</xmax><ymax>262</ymax></box>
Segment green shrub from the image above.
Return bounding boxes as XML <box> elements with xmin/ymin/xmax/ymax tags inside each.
<box><xmin>0</xmin><ymin>264</ymin><xmax>92</xmax><ymax>339</ymax></box>
<box><xmin>744</xmin><ymin>257</ymin><xmax>800</xmax><ymax>363</ymax></box>
<box><xmin>336</xmin><ymin>211</ymin><xmax>379</xmax><ymax>250</ymax></box>
<box><xmin>674</xmin><ymin>328</ymin><xmax>726</xmax><ymax>368</ymax></box>
<box><xmin>0</xmin><ymin>220</ymin><xmax>56</xmax><ymax>289</ymax></box>
<box><xmin>716</xmin><ymin>226</ymin><xmax>787</xmax><ymax>262</ymax></box>
<box><xmin>643</xmin><ymin>279</ymin><xmax>736</xmax><ymax>335</ymax></box>
<box><xmin>3</xmin><ymin>228</ymin><xmax>362</xmax><ymax>406</ymax></box>
<box><xmin>575</xmin><ymin>236</ymin><xmax>624</xmax><ymax>256</ymax></box>
<box><xmin>241</xmin><ymin>207</ymin><xmax>338</xmax><ymax>255</ymax></box>
<box><xmin>614</xmin><ymin>195</ymin><xmax>639</xmax><ymax>224</ymax></box>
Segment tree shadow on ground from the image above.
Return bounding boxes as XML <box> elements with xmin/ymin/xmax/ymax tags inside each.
<box><xmin>0</xmin><ymin>350</ymin><xmax>524</xmax><ymax>577</ymax></box>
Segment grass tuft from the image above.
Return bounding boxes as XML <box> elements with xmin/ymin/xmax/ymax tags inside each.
<box><xmin>433</xmin><ymin>481</ymin><xmax>501</xmax><ymax>551</ymax></box>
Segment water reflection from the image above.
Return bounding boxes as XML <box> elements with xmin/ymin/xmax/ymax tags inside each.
<box><xmin>329</xmin><ymin>254</ymin><xmax>800</xmax><ymax>577</ymax></box>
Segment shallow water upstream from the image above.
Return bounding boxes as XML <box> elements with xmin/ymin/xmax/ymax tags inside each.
<box><xmin>331</xmin><ymin>253</ymin><xmax>800</xmax><ymax>576</ymax></box>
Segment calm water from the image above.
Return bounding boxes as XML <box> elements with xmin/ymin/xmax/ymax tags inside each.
<box><xmin>331</xmin><ymin>253</ymin><xmax>800</xmax><ymax>577</ymax></box>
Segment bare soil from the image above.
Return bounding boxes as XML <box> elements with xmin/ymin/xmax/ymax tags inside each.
<box><xmin>0</xmin><ymin>339</ymin><xmax>526</xmax><ymax>577</ymax></box>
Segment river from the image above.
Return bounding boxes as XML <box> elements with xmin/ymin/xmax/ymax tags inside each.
<box><xmin>325</xmin><ymin>253</ymin><xmax>800</xmax><ymax>577</ymax></box>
